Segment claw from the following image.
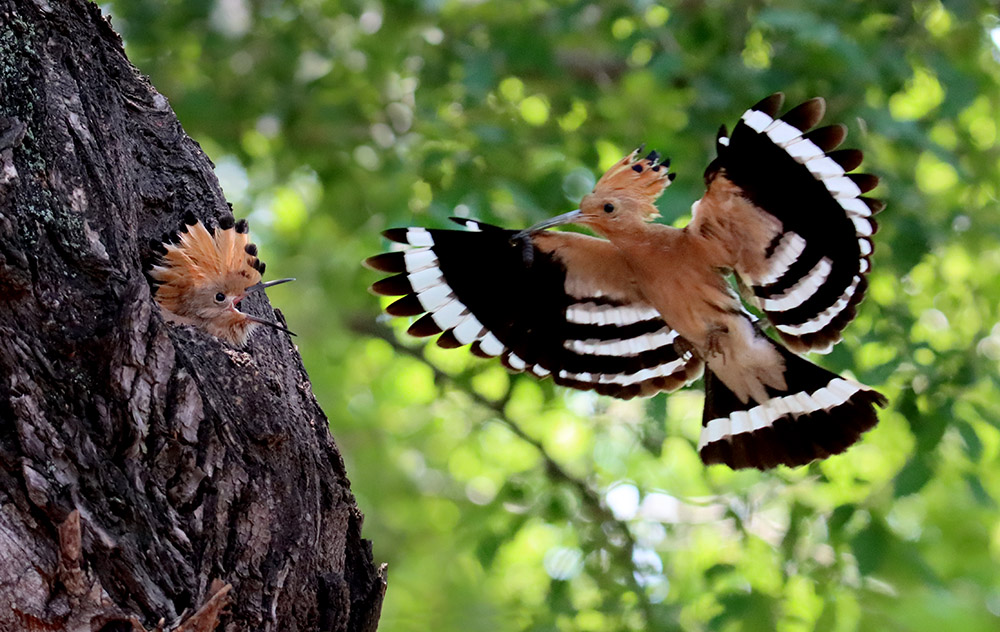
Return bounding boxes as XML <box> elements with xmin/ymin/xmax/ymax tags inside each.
<box><xmin>705</xmin><ymin>325</ymin><xmax>729</xmax><ymax>361</ymax></box>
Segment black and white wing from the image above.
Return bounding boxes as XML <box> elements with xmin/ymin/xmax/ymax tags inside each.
<box><xmin>709</xmin><ymin>94</ymin><xmax>883</xmax><ymax>353</ymax></box>
<box><xmin>366</xmin><ymin>219</ymin><xmax>703</xmax><ymax>399</ymax></box>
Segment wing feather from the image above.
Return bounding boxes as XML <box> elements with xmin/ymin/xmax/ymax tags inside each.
<box><xmin>695</xmin><ymin>95</ymin><xmax>881</xmax><ymax>353</ymax></box>
<box><xmin>368</xmin><ymin>220</ymin><xmax>703</xmax><ymax>399</ymax></box>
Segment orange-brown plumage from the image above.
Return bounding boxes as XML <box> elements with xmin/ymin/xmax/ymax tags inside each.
<box><xmin>367</xmin><ymin>94</ymin><xmax>887</xmax><ymax>470</ymax></box>
<box><xmin>150</xmin><ymin>217</ymin><xmax>292</xmax><ymax>345</ymax></box>
<box><xmin>591</xmin><ymin>147</ymin><xmax>673</xmax><ymax>215</ymax></box>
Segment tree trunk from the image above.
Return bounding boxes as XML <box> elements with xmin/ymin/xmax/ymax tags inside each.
<box><xmin>0</xmin><ymin>2</ymin><xmax>385</xmax><ymax>631</ymax></box>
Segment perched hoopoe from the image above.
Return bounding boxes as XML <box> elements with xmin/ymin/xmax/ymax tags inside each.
<box><xmin>367</xmin><ymin>94</ymin><xmax>886</xmax><ymax>470</ymax></box>
<box><xmin>149</xmin><ymin>214</ymin><xmax>294</xmax><ymax>345</ymax></box>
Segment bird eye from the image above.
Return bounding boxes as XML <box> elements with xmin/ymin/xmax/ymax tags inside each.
<box><xmin>604</xmin><ymin>203</ymin><xmax>615</xmax><ymax>213</ymax></box>
<box><xmin>215</xmin><ymin>292</ymin><xmax>226</xmax><ymax>302</ymax></box>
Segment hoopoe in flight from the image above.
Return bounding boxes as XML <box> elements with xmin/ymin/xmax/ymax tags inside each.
<box><xmin>149</xmin><ymin>214</ymin><xmax>294</xmax><ymax>345</ymax></box>
<box><xmin>367</xmin><ymin>94</ymin><xmax>886</xmax><ymax>470</ymax></box>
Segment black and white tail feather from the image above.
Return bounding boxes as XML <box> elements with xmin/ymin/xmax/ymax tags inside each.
<box><xmin>697</xmin><ymin>93</ymin><xmax>886</xmax><ymax>468</ymax></box>
<box><xmin>368</xmin><ymin>94</ymin><xmax>885</xmax><ymax>471</ymax></box>
<box><xmin>699</xmin><ymin>334</ymin><xmax>884</xmax><ymax>469</ymax></box>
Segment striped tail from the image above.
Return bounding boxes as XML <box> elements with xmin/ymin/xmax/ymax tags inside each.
<box><xmin>698</xmin><ymin>343</ymin><xmax>885</xmax><ymax>470</ymax></box>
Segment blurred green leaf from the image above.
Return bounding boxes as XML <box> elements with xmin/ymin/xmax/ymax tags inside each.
<box><xmin>894</xmin><ymin>455</ymin><xmax>934</xmax><ymax>497</ymax></box>
<box><xmin>112</xmin><ymin>0</ymin><xmax>1000</xmax><ymax>629</ymax></box>
<box><xmin>851</xmin><ymin>518</ymin><xmax>890</xmax><ymax>576</ymax></box>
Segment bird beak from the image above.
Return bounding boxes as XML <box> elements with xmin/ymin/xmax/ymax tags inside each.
<box><xmin>244</xmin><ymin>313</ymin><xmax>297</xmax><ymax>337</ymax></box>
<box><xmin>246</xmin><ymin>277</ymin><xmax>296</xmax><ymax>293</ymax></box>
<box><xmin>513</xmin><ymin>209</ymin><xmax>582</xmax><ymax>240</ymax></box>
<box><xmin>237</xmin><ymin>278</ymin><xmax>297</xmax><ymax>336</ymax></box>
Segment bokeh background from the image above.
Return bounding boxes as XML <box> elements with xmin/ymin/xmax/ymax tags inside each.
<box><xmin>109</xmin><ymin>1</ymin><xmax>1000</xmax><ymax>630</ymax></box>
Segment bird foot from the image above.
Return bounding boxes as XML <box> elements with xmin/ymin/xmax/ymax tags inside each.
<box><xmin>705</xmin><ymin>325</ymin><xmax>729</xmax><ymax>362</ymax></box>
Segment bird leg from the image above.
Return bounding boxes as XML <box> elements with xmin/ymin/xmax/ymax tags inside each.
<box><xmin>704</xmin><ymin>324</ymin><xmax>730</xmax><ymax>362</ymax></box>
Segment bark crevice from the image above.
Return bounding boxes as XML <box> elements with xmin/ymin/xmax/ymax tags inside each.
<box><xmin>0</xmin><ymin>2</ymin><xmax>384</xmax><ymax>630</ymax></box>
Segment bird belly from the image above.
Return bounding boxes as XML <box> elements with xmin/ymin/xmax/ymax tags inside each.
<box><xmin>628</xmin><ymin>256</ymin><xmax>786</xmax><ymax>404</ymax></box>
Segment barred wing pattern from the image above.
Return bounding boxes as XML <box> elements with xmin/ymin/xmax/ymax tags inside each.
<box><xmin>715</xmin><ymin>95</ymin><xmax>883</xmax><ymax>353</ymax></box>
<box><xmin>366</xmin><ymin>219</ymin><xmax>703</xmax><ymax>399</ymax></box>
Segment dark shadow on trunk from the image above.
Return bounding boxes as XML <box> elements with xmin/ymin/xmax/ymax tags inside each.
<box><xmin>0</xmin><ymin>2</ymin><xmax>385</xmax><ymax>630</ymax></box>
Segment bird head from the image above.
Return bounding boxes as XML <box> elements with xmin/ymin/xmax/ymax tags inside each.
<box><xmin>149</xmin><ymin>216</ymin><xmax>294</xmax><ymax>345</ymax></box>
<box><xmin>516</xmin><ymin>147</ymin><xmax>673</xmax><ymax>239</ymax></box>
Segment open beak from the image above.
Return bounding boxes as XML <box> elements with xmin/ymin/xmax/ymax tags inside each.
<box><xmin>236</xmin><ymin>278</ymin><xmax>297</xmax><ymax>336</ymax></box>
<box><xmin>247</xmin><ymin>277</ymin><xmax>296</xmax><ymax>292</ymax></box>
<box><xmin>236</xmin><ymin>278</ymin><xmax>296</xmax><ymax>303</ymax></box>
<box><xmin>244</xmin><ymin>313</ymin><xmax>297</xmax><ymax>336</ymax></box>
<box><xmin>513</xmin><ymin>210</ymin><xmax>582</xmax><ymax>240</ymax></box>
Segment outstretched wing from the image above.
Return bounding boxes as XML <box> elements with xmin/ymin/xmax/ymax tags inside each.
<box><xmin>366</xmin><ymin>219</ymin><xmax>703</xmax><ymax>399</ymax></box>
<box><xmin>696</xmin><ymin>94</ymin><xmax>883</xmax><ymax>353</ymax></box>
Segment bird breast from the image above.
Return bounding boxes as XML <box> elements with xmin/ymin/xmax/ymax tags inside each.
<box><xmin>618</xmin><ymin>232</ymin><xmax>739</xmax><ymax>352</ymax></box>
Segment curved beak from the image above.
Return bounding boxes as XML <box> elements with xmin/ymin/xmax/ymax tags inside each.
<box><xmin>247</xmin><ymin>277</ymin><xmax>296</xmax><ymax>293</ymax></box>
<box><xmin>236</xmin><ymin>277</ymin><xmax>298</xmax><ymax>336</ymax></box>
<box><xmin>244</xmin><ymin>313</ymin><xmax>297</xmax><ymax>336</ymax></box>
<box><xmin>513</xmin><ymin>210</ymin><xmax>582</xmax><ymax>240</ymax></box>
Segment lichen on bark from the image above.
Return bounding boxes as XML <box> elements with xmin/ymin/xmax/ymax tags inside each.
<box><xmin>0</xmin><ymin>1</ymin><xmax>385</xmax><ymax>630</ymax></box>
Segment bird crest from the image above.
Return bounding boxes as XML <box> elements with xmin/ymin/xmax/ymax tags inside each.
<box><xmin>593</xmin><ymin>146</ymin><xmax>674</xmax><ymax>220</ymax></box>
<box><xmin>151</xmin><ymin>217</ymin><xmax>261</xmax><ymax>305</ymax></box>
<box><xmin>149</xmin><ymin>215</ymin><xmax>293</xmax><ymax>345</ymax></box>
<box><xmin>366</xmin><ymin>93</ymin><xmax>886</xmax><ymax>470</ymax></box>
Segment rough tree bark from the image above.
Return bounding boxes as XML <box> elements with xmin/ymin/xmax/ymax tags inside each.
<box><xmin>0</xmin><ymin>2</ymin><xmax>385</xmax><ymax>631</ymax></box>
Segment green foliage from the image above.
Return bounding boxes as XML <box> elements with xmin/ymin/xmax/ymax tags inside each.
<box><xmin>111</xmin><ymin>0</ymin><xmax>1000</xmax><ymax>629</ymax></box>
